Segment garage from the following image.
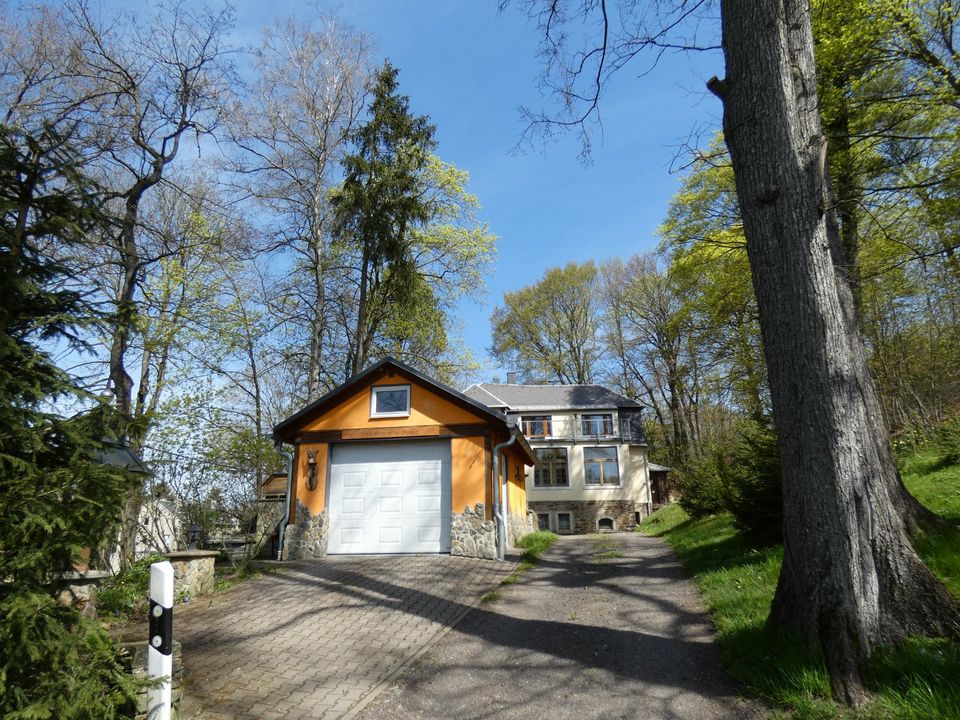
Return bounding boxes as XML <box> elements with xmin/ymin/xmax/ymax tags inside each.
<box><xmin>327</xmin><ymin>440</ymin><xmax>452</xmax><ymax>554</ymax></box>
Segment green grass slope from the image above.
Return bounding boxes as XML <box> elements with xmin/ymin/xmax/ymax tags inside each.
<box><xmin>641</xmin><ymin>448</ymin><xmax>960</xmax><ymax>720</ymax></box>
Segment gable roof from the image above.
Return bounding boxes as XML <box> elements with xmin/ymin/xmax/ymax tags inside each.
<box><xmin>463</xmin><ymin>382</ymin><xmax>642</xmax><ymax>412</ymax></box>
<box><xmin>273</xmin><ymin>358</ymin><xmax>536</xmax><ymax>462</ymax></box>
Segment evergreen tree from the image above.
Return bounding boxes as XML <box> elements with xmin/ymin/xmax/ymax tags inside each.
<box><xmin>331</xmin><ymin>61</ymin><xmax>438</xmax><ymax>378</ymax></box>
<box><xmin>0</xmin><ymin>124</ymin><xmax>137</xmax><ymax>718</ymax></box>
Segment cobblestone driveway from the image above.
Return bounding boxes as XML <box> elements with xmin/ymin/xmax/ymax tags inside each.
<box><xmin>177</xmin><ymin>555</ymin><xmax>514</xmax><ymax>720</ymax></box>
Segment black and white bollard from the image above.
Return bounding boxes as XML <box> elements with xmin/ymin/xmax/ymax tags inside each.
<box><xmin>148</xmin><ymin>560</ymin><xmax>174</xmax><ymax>720</ymax></box>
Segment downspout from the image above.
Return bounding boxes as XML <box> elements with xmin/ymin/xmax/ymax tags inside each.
<box><xmin>275</xmin><ymin>442</ymin><xmax>294</xmax><ymax>561</ymax></box>
<box><xmin>644</xmin><ymin>454</ymin><xmax>653</xmax><ymax>518</ymax></box>
<box><xmin>492</xmin><ymin>431</ymin><xmax>517</xmax><ymax>562</ymax></box>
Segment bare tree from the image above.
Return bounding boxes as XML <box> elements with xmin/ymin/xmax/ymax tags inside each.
<box><xmin>225</xmin><ymin>13</ymin><xmax>371</xmax><ymax>399</ymax></box>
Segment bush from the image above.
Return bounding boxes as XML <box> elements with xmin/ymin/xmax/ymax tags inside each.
<box><xmin>719</xmin><ymin>415</ymin><xmax>783</xmax><ymax>542</ymax></box>
<box><xmin>673</xmin><ymin>454</ymin><xmax>727</xmax><ymax>518</ymax></box>
<box><xmin>931</xmin><ymin>416</ymin><xmax>960</xmax><ymax>465</ymax></box>
<box><xmin>98</xmin><ymin>553</ymin><xmax>167</xmax><ymax>619</ymax></box>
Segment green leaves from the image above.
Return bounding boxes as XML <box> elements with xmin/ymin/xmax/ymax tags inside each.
<box><xmin>491</xmin><ymin>261</ymin><xmax>601</xmax><ymax>384</ymax></box>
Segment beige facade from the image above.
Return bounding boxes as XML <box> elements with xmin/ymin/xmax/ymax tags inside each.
<box><xmin>521</xmin><ymin>411</ymin><xmax>651</xmax><ymax>533</ymax></box>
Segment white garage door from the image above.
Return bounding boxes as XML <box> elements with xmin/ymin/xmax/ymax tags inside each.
<box><xmin>328</xmin><ymin>440</ymin><xmax>452</xmax><ymax>554</ymax></box>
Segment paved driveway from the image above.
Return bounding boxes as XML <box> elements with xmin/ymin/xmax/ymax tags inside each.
<box><xmin>177</xmin><ymin>554</ymin><xmax>515</xmax><ymax>720</ymax></box>
<box><xmin>358</xmin><ymin>534</ymin><xmax>762</xmax><ymax>720</ymax></box>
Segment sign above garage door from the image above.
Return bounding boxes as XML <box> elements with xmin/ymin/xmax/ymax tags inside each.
<box><xmin>328</xmin><ymin>440</ymin><xmax>452</xmax><ymax>554</ymax></box>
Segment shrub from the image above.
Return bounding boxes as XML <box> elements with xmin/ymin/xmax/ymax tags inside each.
<box><xmin>98</xmin><ymin>553</ymin><xmax>167</xmax><ymax>619</ymax></box>
<box><xmin>719</xmin><ymin>415</ymin><xmax>783</xmax><ymax>542</ymax></box>
<box><xmin>673</xmin><ymin>454</ymin><xmax>727</xmax><ymax>518</ymax></box>
<box><xmin>931</xmin><ymin>415</ymin><xmax>960</xmax><ymax>466</ymax></box>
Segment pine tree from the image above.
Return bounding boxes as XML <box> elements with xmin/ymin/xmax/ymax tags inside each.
<box><xmin>0</xmin><ymin>124</ymin><xmax>138</xmax><ymax>718</ymax></box>
<box><xmin>331</xmin><ymin>61</ymin><xmax>438</xmax><ymax>378</ymax></box>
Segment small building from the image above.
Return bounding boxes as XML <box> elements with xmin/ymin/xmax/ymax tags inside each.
<box><xmin>464</xmin><ymin>380</ymin><xmax>651</xmax><ymax>534</ymax></box>
<box><xmin>648</xmin><ymin>463</ymin><xmax>672</xmax><ymax>506</ymax></box>
<box><xmin>273</xmin><ymin>358</ymin><xmax>538</xmax><ymax>560</ymax></box>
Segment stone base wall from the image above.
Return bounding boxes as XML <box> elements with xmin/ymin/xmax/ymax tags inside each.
<box><xmin>165</xmin><ymin>550</ymin><xmax>219</xmax><ymax>598</ymax></box>
<box><xmin>529</xmin><ymin>500</ymin><xmax>651</xmax><ymax>535</ymax></box>
<box><xmin>451</xmin><ymin>504</ymin><xmax>497</xmax><ymax>559</ymax></box>
<box><xmin>283</xmin><ymin>500</ymin><xmax>328</xmax><ymax>560</ymax></box>
<box><xmin>54</xmin><ymin>570</ymin><xmax>112</xmax><ymax>618</ymax></box>
<box><xmin>506</xmin><ymin>511</ymin><xmax>538</xmax><ymax>548</ymax></box>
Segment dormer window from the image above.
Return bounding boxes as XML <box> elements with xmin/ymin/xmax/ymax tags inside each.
<box><xmin>370</xmin><ymin>384</ymin><xmax>410</xmax><ymax>418</ymax></box>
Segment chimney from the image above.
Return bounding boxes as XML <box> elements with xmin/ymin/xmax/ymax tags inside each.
<box><xmin>506</xmin><ymin>372</ymin><xmax>518</xmax><ymax>384</ymax></box>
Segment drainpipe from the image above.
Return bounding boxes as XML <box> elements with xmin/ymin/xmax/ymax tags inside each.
<box><xmin>492</xmin><ymin>431</ymin><xmax>517</xmax><ymax>562</ymax></box>
<box><xmin>275</xmin><ymin>443</ymin><xmax>294</xmax><ymax>561</ymax></box>
<box><xmin>643</xmin><ymin>452</ymin><xmax>653</xmax><ymax>519</ymax></box>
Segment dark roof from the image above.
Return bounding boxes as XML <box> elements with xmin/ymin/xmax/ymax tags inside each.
<box><xmin>463</xmin><ymin>383</ymin><xmax>642</xmax><ymax>412</ymax></box>
<box><xmin>273</xmin><ymin>357</ymin><xmax>537</xmax><ymax>464</ymax></box>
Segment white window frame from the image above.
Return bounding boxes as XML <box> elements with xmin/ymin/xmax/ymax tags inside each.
<box><xmin>583</xmin><ymin>446</ymin><xmax>622</xmax><ymax>487</ymax></box>
<box><xmin>370</xmin><ymin>384</ymin><xmax>411</xmax><ymax>418</ymax></box>
<box><xmin>533</xmin><ymin>447</ymin><xmax>570</xmax><ymax>488</ymax></box>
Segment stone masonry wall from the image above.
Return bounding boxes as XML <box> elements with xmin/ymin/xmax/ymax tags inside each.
<box><xmin>506</xmin><ymin>511</ymin><xmax>538</xmax><ymax>548</ymax></box>
<box><xmin>529</xmin><ymin>500</ymin><xmax>650</xmax><ymax>534</ymax></box>
<box><xmin>450</xmin><ymin>504</ymin><xmax>497</xmax><ymax>559</ymax></box>
<box><xmin>165</xmin><ymin>550</ymin><xmax>219</xmax><ymax>598</ymax></box>
<box><xmin>283</xmin><ymin>499</ymin><xmax>328</xmax><ymax>560</ymax></box>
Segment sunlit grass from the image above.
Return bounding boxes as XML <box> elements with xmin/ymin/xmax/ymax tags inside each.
<box><xmin>639</xmin><ymin>446</ymin><xmax>960</xmax><ymax>720</ymax></box>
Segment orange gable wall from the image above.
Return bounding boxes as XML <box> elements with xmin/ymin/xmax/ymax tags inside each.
<box><xmin>451</xmin><ymin>435</ymin><xmax>488</xmax><ymax>516</ymax></box>
<box><xmin>289</xmin><ymin>373</ymin><xmax>496</xmax><ymax>521</ymax></box>
<box><xmin>292</xmin><ymin>442</ymin><xmax>328</xmax><ymax>520</ymax></box>
<box><xmin>302</xmin><ymin>376</ymin><xmax>484</xmax><ymax>431</ymax></box>
<box><xmin>505</xmin><ymin>445</ymin><xmax>529</xmax><ymax>518</ymax></box>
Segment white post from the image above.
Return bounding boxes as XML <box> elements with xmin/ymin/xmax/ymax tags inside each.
<box><xmin>148</xmin><ymin>561</ymin><xmax>174</xmax><ymax>720</ymax></box>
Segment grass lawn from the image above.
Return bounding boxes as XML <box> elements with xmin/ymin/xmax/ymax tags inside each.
<box><xmin>641</xmin><ymin>448</ymin><xmax>960</xmax><ymax>720</ymax></box>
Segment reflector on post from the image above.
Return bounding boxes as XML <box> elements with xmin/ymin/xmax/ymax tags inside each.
<box><xmin>148</xmin><ymin>560</ymin><xmax>174</xmax><ymax>720</ymax></box>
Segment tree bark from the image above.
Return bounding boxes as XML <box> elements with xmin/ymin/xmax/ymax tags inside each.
<box><xmin>714</xmin><ymin>0</ymin><xmax>960</xmax><ymax>704</ymax></box>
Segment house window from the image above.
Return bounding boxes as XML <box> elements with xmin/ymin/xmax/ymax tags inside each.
<box><xmin>538</xmin><ymin>511</ymin><xmax>575</xmax><ymax>533</ymax></box>
<box><xmin>581</xmin><ymin>413</ymin><xmax>614</xmax><ymax>436</ymax></box>
<box><xmin>370</xmin><ymin>384</ymin><xmax>410</xmax><ymax>418</ymax></box>
<box><xmin>583</xmin><ymin>447</ymin><xmax>620</xmax><ymax>486</ymax></box>
<box><xmin>533</xmin><ymin>448</ymin><xmax>569</xmax><ymax>487</ymax></box>
<box><xmin>521</xmin><ymin>415</ymin><xmax>551</xmax><ymax>438</ymax></box>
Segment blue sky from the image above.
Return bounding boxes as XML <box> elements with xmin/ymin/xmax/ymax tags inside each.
<box><xmin>232</xmin><ymin>1</ymin><xmax>724</xmax><ymax>383</ymax></box>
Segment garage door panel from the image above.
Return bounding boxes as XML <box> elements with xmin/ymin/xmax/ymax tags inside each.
<box><xmin>418</xmin><ymin>469</ymin><xmax>439</xmax><ymax>486</ymax></box>
<box><xmin>342</xmin><ymin>471</ymin><xmax>365</xmax><ymax>487</ymax></box>
<box><xmin>379</xmin><ymin>470</ymin><xmax>402</xmax><ymax>487</ymax></box>
<box><xmin>341</xmin><ymin>528</ymin><xmax>364</xmax><ymax>545</ymax></box>
<box><xmin>328</xmin><ymin>440</ymin><xmax>451</xmax><ymax>554</ymax></box>
<box><xmin>379</xmin><ymin>496</ymin><xmax>402</xmax><ymax>513</ymax></box>
<box><xmin>341</xmin><ymin>498</ymin><xmax>365</xmax><ymax>514</ymax></box>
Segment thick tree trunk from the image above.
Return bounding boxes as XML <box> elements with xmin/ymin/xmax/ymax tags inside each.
<box><xmin>715</xmin><ymin>0</ymin><xmax>960</xmax><ymax>705</ymax></box>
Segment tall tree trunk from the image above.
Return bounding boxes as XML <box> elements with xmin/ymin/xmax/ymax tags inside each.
<box><xmin>714</xmin><ymin>0</ymin><xmax>960</xmax><ymax>704</ymax></box>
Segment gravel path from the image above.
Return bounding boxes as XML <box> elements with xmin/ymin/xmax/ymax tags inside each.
<box><xmin>356</xmin><ymin>533</ymin><xmax>763</xmax><ymax>720</ymax></box>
